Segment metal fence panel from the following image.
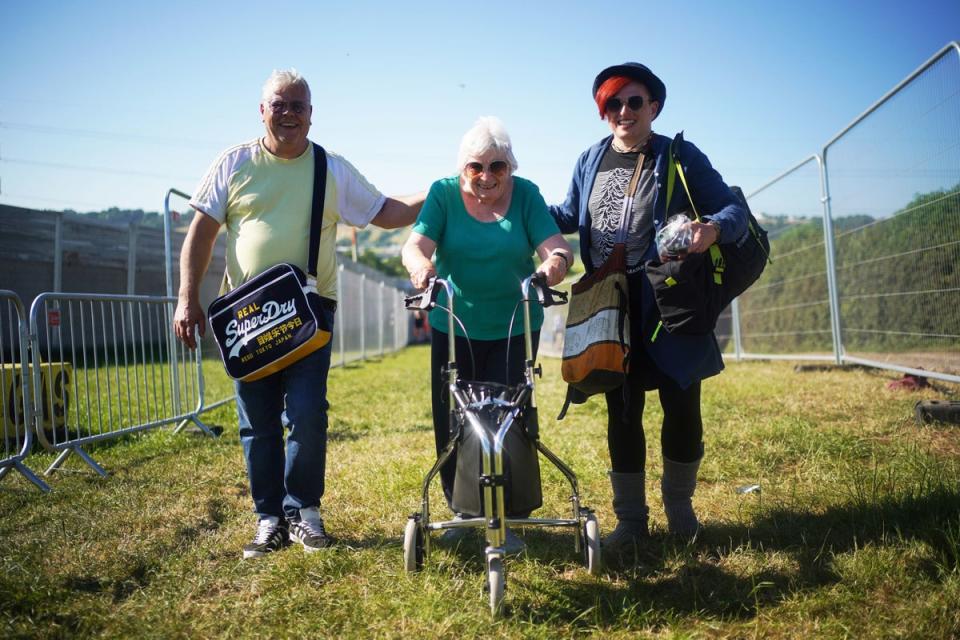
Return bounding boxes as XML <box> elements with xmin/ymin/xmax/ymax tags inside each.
<box><xmin>363</xmin><ymin>275</ymin><xmax>380</xmax><ymax>358</ymax></box>
<box><xmin>0</xmin><ymin>290</ymin><xmax>49</xmax><ymax>492</ymax></box>
<box><xmin>732</xmin><ymin>156</ymin><xmax>836</xmax><ymax>360</ymax></box>
<box><xmin>823</xmin><ymin>44</ymin><xmax>960</xmax><ymax>380</ymax></box>
<box><xmin>336</xmin><ymin>267</ymin><xmax>365</xmax><ymax>364</ymax></box>
<box><xmin>28</xmin><ymin>293</ymin><xmax>206</xmax><ymax>475</ymax></box>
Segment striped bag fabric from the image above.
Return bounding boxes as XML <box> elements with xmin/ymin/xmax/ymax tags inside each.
<box><xmin>560</xmin><ymin>152</ymin><xmax>643</xmax><ymax>398</ymax></box>
<box><xmin>560</xmin><ymin>243</ymin><xmax>630</xmax><ymax>395</ymax></box>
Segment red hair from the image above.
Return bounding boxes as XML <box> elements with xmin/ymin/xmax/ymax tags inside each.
<box><xmin>594</xmin><ymin>76</ymin><xmax>632</xmax><ymax>119</ymax></box>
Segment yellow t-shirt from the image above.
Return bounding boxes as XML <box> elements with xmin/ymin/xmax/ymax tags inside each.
<box><xmin>190</xmin><ymin>139</ymin><xmax>385</xmax><ymax>299</ymax></box>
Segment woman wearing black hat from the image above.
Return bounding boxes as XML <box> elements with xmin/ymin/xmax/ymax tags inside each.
<box><xmin>550</xmin><ymin>63</ymin><xmax>747</xmax><ymax>553</ymax></box>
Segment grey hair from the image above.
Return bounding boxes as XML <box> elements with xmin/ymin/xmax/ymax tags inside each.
<box><xmin>261</xmin><ymin>68</ymin><xmax>311</xmax><ymax>103</ymax></box>
<box><xmin>456</xmin><ymin>116</ymin><xmax>519</xmax><ymax>172</ymax></box>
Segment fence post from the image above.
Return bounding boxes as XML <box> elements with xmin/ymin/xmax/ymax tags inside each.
<box><xmin>53</xmin><ymin>211</ymin><xmax>63</xmax><ymax>293</ymax></box>
<box><xmin>360</xmin><ymin>274</ymin><xmax>366</xmax><ymax>360</ymax></box>
<box><xmin>127</xmin><ymin>221</ymin><xmax>139</xmax><ymax>295</ymax></box>
<box><xmin>818</xmin><ymin>153</ymin><xmax>844</xmax><ymax>365</ymax></box>
<box><xmin>163</xmin><ymin>189</ymin><xmax>189</xmax><ymax>415</ymax></box>
<box><xmin>378</xmin><ymin>281</ymin><xmax>385</xmax><ymax>357</ymax></box>
<box><xmin>337</xmin><ymin>264</ymin><xmax>346</xmax><ymax>366</ymax></box>
<box><xmin>731</xmin><ymin>298</ymin><xmax>743</xmax><ymax>361</ymax></box>
<box><xmin>395</xmin><ymin>289</ymin><xmax>401</xmax><ymax>351</ymax></box>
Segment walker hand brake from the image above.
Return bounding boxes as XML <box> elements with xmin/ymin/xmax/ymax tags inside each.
<box><xmin>404</xmin><ymin>278</ymin><xmax>440</xmax><ymax>311</ymax></box>
<box><xmin>529</xmin><ymin>273</ymin><xmax>568</xmax><ymax>308</ymax></box>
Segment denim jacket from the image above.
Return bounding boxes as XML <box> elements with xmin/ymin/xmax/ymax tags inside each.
<box><xmin>550</xmin><ymin>133</ymin><xmax>747</xmax><ymax>389</ymax></box>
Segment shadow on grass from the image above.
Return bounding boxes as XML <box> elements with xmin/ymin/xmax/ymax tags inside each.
<box><xmin>396</xmin><ymin>485</ymin><xmax>960</xmax><ymax>627</ymax></box>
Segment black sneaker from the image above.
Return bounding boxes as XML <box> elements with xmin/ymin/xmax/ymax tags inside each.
<box><xmin>289</xmin><ymin>507</ymin><xmax>334</xmax><ymax>552</ymax></box>
<box><xmin>242</xmin><ymin>516</ymin><xmax>289</xmax><ymax>559</ymax></box>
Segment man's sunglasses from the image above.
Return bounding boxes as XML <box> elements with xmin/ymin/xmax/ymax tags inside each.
<box><xmin>267</xmin><ymin>100</ymin><xmax>309</xmax><ymax>114</ymax></box>
<box><xmin>464</xmin><ymin>160</ymin><xmax>510</xmax><ymax>178</ymax></box>
<box><xmin>604</xmin><ymin>95</ymin><xmax>645</xmax><ymax>113</ymax></box>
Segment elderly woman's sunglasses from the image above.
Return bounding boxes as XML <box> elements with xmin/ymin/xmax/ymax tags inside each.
<box><xmin>605</xmin><ymin>95</ymin><xmax>645</xmax><ymax>113</ymax></box>
<box><xmin>464</xmin><ymin>160</ymin><xmax>510</xmax><ymax>178</ymax></box>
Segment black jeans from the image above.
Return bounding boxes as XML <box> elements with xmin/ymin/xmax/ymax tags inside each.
<box><xmin>430</xmin><ymin>329</ymin><xmax>539</xmax><ymax>507</ymax></box>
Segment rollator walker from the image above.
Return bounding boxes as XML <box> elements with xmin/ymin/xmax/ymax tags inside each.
<box><xmin>402</xmin><ymin>274</ymin><xmax>601</xmax><ymax>616</ymax></box>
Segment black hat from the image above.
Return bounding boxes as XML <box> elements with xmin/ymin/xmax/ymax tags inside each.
<box><xmin>592</xmin><ymin>62</ymin><xmax>666</xmax><ymax>118</ymax></box>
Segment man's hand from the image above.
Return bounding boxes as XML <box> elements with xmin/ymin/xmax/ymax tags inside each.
<box><xmin>173</xmin><ymin>210</ymin><xmax>220</xmax><ymax>349</ymax></box>
<box><xmin>173</xmin><ymin>297</ymin><xmax>206</xmax><ymax>350</ymax></box>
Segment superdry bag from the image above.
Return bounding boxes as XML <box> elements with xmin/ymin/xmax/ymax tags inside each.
<box><xmin>560</xmin><ymin>151</ymin><xmax>645</xmax><ymax>396</ymax></box>
<box><xmin>645</xmin><ymin>132</ymin><xmax>770</xmax><ymax>336</ymax></box>
<box><xmin>207</xmin><ymin>143</ymin><xmax>332</xmax><ymax>382</ymax></box>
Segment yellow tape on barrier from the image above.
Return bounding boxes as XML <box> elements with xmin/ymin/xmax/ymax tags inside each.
<box><xmin>1</xmin><ymin>362</ymin><xmax>72</xmax><ymax>431</ymax></box>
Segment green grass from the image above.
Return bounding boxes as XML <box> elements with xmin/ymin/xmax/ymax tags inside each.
<box><xmin>2</xmin><ymin>348</ymin><xmax>959</xmax><ymax>638</ymax></box>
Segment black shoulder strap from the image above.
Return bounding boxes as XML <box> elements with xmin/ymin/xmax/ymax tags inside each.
<box><xmin>307</xmin><ymin>143</ymin><xmax>328</xmax><ymax>278</ymax></box>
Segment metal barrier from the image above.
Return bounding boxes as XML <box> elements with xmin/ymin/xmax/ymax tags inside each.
<box><xmin>820</xmin><ymin>42</ymin><xmax>960</xmax><ymax>382</ymax></box>
<box><xmin>27</xmin><ymin>292</ymin><xmax>215</xmax><ymax>476</ymax></box>
<box><xmin>724</xmin><ymin>41</ymin><xmax>960</xmax><ymax>383</ymax></box>
<box><xmin>0</xmin><ymin>290</ymin><xmax>50</xmax><ymax>492</ymax></box>
<box><xmin>732</xmin><ymin>155</ymin><xmax>836</xmax><ymax>361</ymax></box>
<box><xmin>0</xmin><ymin>190</ymin><xmax>412</xmax><ymax>491</ymax></box>
<box><xmin>334</xmin><ymin>265</ymin><xmax>409</xmax><ymax>365</ymax></box>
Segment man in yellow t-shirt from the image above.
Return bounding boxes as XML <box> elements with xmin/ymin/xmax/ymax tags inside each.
<box><xmin>173</xmin><ymin>69</ymin><xmax>423</xmax><ymax>559</ymax></box>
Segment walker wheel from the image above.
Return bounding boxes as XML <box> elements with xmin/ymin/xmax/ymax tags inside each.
<box><xmin>487</xmin><ymin>555</ymin><xmax>505</xmax><ymax>616</ymax></box>
<box><xmin>403</xmin><ymin>517</ymin><xmax>425</xmax><ymax>572</ymax></box>
<box><xmin>583</xmin><ymin>513</ymin><xmax>601</xmax><ymax>576</ymax></box>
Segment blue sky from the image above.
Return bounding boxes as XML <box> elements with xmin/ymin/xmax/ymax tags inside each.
<box><xmin>0</xmin><ymin>0</ymin><xmax>957</xmax><ymax>217</ymax></box>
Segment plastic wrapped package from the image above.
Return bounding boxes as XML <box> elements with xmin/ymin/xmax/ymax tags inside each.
<box><xmin>655</xmin><ymin>214</ymin><xmax>693</xmax><ymax>259</ymax></box>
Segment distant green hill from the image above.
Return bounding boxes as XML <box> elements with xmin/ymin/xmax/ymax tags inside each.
<box><xmin>739</xmin><ymin>185</ymin><xmax>960</xmax><ymax>353</ymax></box>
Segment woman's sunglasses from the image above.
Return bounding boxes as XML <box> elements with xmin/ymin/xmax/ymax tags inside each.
<box><xmin>604</xmin><ymin>95</ymin><xmax>645</xmax><ymax>113</ymax></box>
<box><xmin>464</xmin><ymin>160</ymin><xmax>510</xmax><ymax>178</ymax></box>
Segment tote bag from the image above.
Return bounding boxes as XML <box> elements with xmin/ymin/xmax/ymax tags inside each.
<box><xmin>560</xmin><ymin>152</ymin><xmax>645</xmax><ymax>395</ymax></box>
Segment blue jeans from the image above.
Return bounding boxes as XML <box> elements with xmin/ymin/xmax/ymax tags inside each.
<box><xmin>235</xmin><ymin>308</ymin><xmax>334</xmax><ymax>520</ymax></box>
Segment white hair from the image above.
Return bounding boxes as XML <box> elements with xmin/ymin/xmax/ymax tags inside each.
<box><xmin>261</xmin><ymin>68</ymin><xmax>311</xmax><ymax>103</ymax></box>
<box><xmin>456</xmin><ymin>116</ymin><xmax>519</xmax><ymax>172</ymax></box>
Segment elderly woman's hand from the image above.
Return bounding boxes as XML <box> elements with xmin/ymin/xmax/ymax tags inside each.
<box><xmin>535</xmin><ymin>236</ymin><xmax>573</xmax><ymax>286</ymax></box>
<box><xmin>536</xmin><ymin>251</ymin><xmax>570</xmax><ymax>287</ymax></box>
<box><xmin>409</xmin><ymin>261</ymin><xmax>436</xmax><ymax>290</ymax></box>
<box><xmin>402</xmin><ymin>231</ymin><xmax>438</xmax><ymax>290</ymax></box>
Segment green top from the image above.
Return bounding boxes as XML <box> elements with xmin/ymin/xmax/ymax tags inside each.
<box><xmin>413</xmin><ymin>176</ymin><xmax>560</xmax><ymax>340</ymax></box>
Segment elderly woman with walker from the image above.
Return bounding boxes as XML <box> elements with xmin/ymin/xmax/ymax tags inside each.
<box><xmin>402</xmin><ymin>116</ymin><xmax>573</xmax><ymax>554</ymax></box>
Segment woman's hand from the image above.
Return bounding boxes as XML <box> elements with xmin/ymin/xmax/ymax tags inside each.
<box><xmin>535</xmin><ymin>233</ymin><xmax>573</xmax><ymax>287</ymax></box>
<box><xmin>536</xmin><ymin>253</ymin><xmax>569</xmax><ymax>287</ymax></box>
<box><xmin>401</xmin><ymin>231</ymin><xmax>438</xmax><ymax>290</ymax></box>
<box><xmin>685</xmin><ymin>221</ymin><xmax>720</xmax><ymax>254</ymax></box>
<box><xmin>409</xmin><ymin>261</ymin><xmax>436</xmax><ymax>290</ymax></box>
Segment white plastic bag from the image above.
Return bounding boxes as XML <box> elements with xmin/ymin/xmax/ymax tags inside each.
<box><xmin>655</xmin><ymin>214</ymin><xmax>693</xmax><ymax>260</ymax></box>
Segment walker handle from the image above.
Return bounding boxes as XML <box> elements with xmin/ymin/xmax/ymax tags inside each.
<box><xmin>528</xmin><ymin>273</ymin><xmax>568</xmax><ymax>308</ymax></box>
<box><xmin>404</xmin><ymin>277</ymin><xmax>441</xmax><ymax>311</ymax></box>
